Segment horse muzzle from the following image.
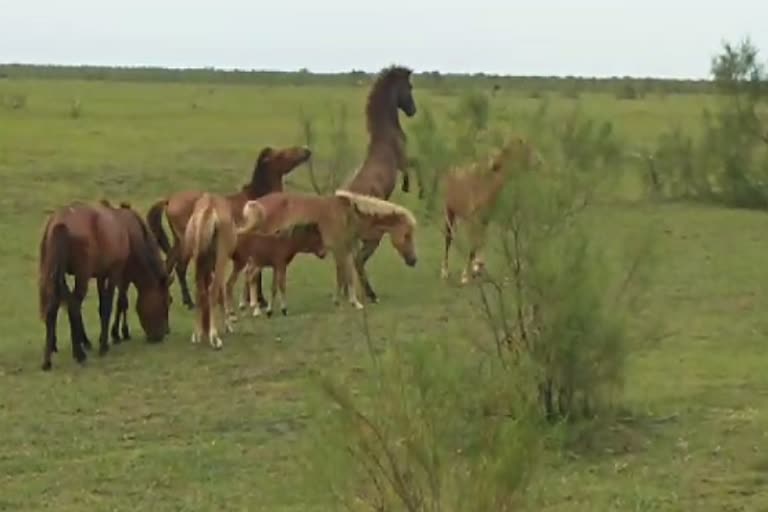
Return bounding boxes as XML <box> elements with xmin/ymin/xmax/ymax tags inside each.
<box><xmin>404</xmin><ymin>255</ymin><xmax>417</xmax><ymax>267</ymax></box>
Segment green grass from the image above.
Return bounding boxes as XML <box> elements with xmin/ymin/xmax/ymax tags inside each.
<box><xmin>1</xmin><ymin>78</ymin><xmax>766</xmax><ymax>511</ymax></box>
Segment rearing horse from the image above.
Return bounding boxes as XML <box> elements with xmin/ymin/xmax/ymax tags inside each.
<box><xmin>341</xmin><ymin>65</ymin><xmax>419</xmax><ymax>303</ymax></box>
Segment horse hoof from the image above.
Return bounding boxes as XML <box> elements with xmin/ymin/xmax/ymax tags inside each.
<box><xmin>191</xmin><ymin>333</ymin><xmax>199</xmax><ymax>344</ymax></box>
<box><xmin>211</xmin><ymin>337</ymin><xmax>223</xmax><ymax>350</ymax></box>
<box><xmin>252</xmin><ymin>308</ymin><xmax>261</xmax><ymax>317</ymax></box>
<box><xmin>74</xmin><ymin>352</ymin><xmax>87</xmax><ymax>365</ymax></box>
<box><xmin>82</xmin><ymin>340</ymin><xmax>93</xmax><ymax>351</ymax></box>
<box><xmin>41</xmin><ymin>361</ymin><xmax>52</xmax><ymax>371</ymax></box>
<box><xmin>281</xmin><ymin>308</ymin><xmax>287</xmax><ymax>316</ymax></box>
<box><xmin>266</xmin><ymin>309</ymin><xmax>273</xmax><ymax>318</ymax></box>
<box><xmin>352</xmin><ymin>302</ymin><xmax>364</xmax><ymax>310</ymax></box>
<box><xmin>238</xmin><ymin>302</ymin><xmax>247</xmax><ymax>311</ymax></box>
<box><xmin>99</xmin><ymin>346</ymin><xmax>109</xmax><ymax>357</ymax></box>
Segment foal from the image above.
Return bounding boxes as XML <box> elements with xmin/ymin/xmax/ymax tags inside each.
<box><xmin>226</xmin><ymin>224</ymin><xmax>326</xmax><ymax>318</ymax></box>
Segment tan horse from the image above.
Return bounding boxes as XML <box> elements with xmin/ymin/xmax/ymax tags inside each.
<box><xmin>147</xmin><ymin>145</ymin><xmax>311</xmax><ymax>309</ymax></box>
<box><xmin>240</xmin><ymin>190</ymin><xmax>417</xmax><ymax>310</ymax></box>
<box><xmin>182</xmin><ymin>192</ymin><xmax>266</xmax><ymax>349</ymax></box>
<box><xmin>340</xmin><ymin>65</ymin><xmax>418</xmax><ymax>304</ymax></box>
<box><xmin>441</xmin><ymin>136</ymin><xmax>541</xmax><ymax>284</ymax></box>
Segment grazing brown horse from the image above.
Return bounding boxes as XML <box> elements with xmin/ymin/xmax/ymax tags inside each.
<box><xmin>340</xmin><ymin>65</ymin><xmax>418</xmax><ymax>304</ymax></box>
<box><xmin>240</xmin><ymin>189</ymin><xmax>417</xmax><ymax>310</ymax></box>
<box><xmin>99</xmin><ymin>200</ymin><xmax>174</xmax><ymax>343</ymax></box>
<box><xmin>226</xmin><ymin>224</ymin><xmax>326</xmax><ymax>318</ymax></box>
<box><xmin>147</xmin><ymin>145</ymin><xmax>311</xmax><ymax>309</ymax></box>
<box><xmin>182</xmin><ymin>192</ymin><xmax>266</xmax><ymax>349</ymax></box>
<box><xmin>441</xmin><ymin>136</ymin><xmax>541</xmax><ymax>284</ymax></box>
<box><xmin>38</xmin><ymin>202</ymin><xmax>171</xmax><ymax>371</ymax></box>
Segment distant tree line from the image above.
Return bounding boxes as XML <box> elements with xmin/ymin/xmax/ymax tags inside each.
<box><xmin>0</xmin><ymin>63</ymin><xmax>714</xmax><ymax>95</ymax></box>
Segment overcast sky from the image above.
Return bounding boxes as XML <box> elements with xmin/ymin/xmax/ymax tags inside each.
<box><xmin>1</xmin><ymin>0</ymin><xmax>765</xmax><ymax>78</ymax></box>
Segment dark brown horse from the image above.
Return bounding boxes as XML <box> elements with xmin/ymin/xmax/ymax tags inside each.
<box><xmin>100</xmin><ymin>200</ymin><xmax>174</xmax><ymax>343</ymax></box>
<box><xmin>340</xmin><ymin>65</ymin><xmax>418</xmax><ymax>303</ymax></box>
<box><xmin>38</xmin><ymin>202</ymin><xmax>171</xmax><ymax>371</ymax></box>
<box><xmin>146</xmin><ymin>145</ymin><xmax>311</xmax><ymax>309</ymax></box>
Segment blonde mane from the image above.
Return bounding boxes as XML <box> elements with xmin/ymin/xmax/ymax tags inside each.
<box><xmin>334</xmin><ymin>189</ymin><xmax>417</xmax><ymax>227</ymax></box>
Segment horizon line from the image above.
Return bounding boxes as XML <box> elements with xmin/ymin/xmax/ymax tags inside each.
<box><xmin>0</xmin><ymin>61</ymin><xmax>713</xmax><ymax>82</ymax></box>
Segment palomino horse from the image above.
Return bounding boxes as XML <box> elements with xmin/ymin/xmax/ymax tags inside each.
<box><xmin>225</xmin><ymin>224</ymin><xmax>326</xmax><ymax>318</ymax></box>
<box><xmin>182</xmin><ymin>192</ymin><xmax>266</xmax><ymax>349</ymax></box>
<box><xmin>340</xmin><ymin>65</ymin><xmax>419</xmax><ymax>304</ymax></box>
<box><xmin>240</xmin><ymin>189</ymin><xmax>417</xmax><ymax>310</ymax></box>
<box><xmin>147</xmin><ymin>145</ymin><xmax>311</xmax><ymax>309</ymax></box>
<box><xmin>38</xmin><ymin>202</ymin><xmax>171</xmax><ymax>371</ymax></box>
<box><xmin>441</xmin><ymin>136</ymin><xmax>541</xmax><ymax>284</ymax></box>
<box><xmin>99</xmin><ymin>200</ymin><xmax>174</xmax><ymax>343</ymax></box>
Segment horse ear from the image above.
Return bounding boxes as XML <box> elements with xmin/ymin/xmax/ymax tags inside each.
<box><xmin>256</xmin><ymin>146</ymin><xmax>274</xmax><ymax>167</ymax></box>
<box><xmin>119</xmin><ymin>201</ymin><xmax>132</xmax><ymax>209</ymax></box>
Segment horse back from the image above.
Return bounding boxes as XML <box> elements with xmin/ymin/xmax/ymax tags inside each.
<box><xmin>46</xmin><ymin>204</ymin><xmax>130</xmax><ymax>276</ymax></box>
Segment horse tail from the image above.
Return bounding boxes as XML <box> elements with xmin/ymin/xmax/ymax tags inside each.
<box><xmin>185</xmin><ymin>198</ymin><xmax>219</xmax><ymax>277</ymax></box>
<box><xmin>38</xmin><ymin>223</ymin><xmax>70</xmax><ymax>320</ymax></box>
<box><xmin>146</xmin><ymin>199</ymin><xmax>171</xmax><ymax>255</ymax></box>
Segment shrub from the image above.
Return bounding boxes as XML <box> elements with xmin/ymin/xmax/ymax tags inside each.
<box><xmin>306</xmin><ymin>318</ymin><xmax>541</xmax><ymax>512</ymax></box>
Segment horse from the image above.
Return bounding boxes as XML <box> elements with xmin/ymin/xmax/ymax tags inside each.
<box><xmin>38</xmin><ymin>201</ymin><xmax>171</xmax><ymax>371</ymax></box>
<box><xmin>339</xmin><ymin>65</ymin><xmax>418</xmax><ymax>304</ymax></box>
<box><xmin>225</xmin><ymin>224</ymin><xmax>326</xmax><ymax>318</ymax></box>
<box><xmin>441</xmin><ymin>136</ymin><xmax>541</xmax><ymax>284</ymax></box>
<box><xmin>99</xmin><ymin>200</ymin><xmax>175</xmax><ymax>343</ymax></box>
<box><xmin>240</xmin><ymin>189</ymin><xmax>417</xmax><ymax>310</ymax></box>
<box><xmin>182</xmin><ymin>192</ymin><xmax>266</xmax><ymax>349</ymax></box>
<box><xmin>146</xmin><ymin>145</ymin><xmax>311</xmax><ymax>309</ymax></box>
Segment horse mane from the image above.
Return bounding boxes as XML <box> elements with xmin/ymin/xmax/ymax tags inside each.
<box><xmin>334</xmin><ymin>189</ymin><xmax>417</xmax><ymax>227</ymax></box>
<box><xmin>365</xmin><ymin>65</ymin><xmax>412</xmax><ymax>137</ymax></box>
<box><xmin>123</xmin><ymin>206</ymin><xmax>168</xmax><ymax>283</ymax></box>
<box><xmin>244</xmin><ymin>146</ymin><xmax>275</xmax><ymax>197</ymax></box>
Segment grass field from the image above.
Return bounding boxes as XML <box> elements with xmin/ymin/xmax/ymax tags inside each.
<box><xmin>1</xmin><ymin>77</ymin><xmax>767</xmax><ymax>511</ymax></box>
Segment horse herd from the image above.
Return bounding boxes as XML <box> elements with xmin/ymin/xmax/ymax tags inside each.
<box><xmin>36</xmin><ymin>65</ymin><xmax>538</xmax><ymax>371</ymax></box>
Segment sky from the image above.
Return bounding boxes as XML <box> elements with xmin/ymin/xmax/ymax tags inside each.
<box><xmin>1</xmin><ymin>0</ymin><xmax>766</xmax><ymax>79</ymax></box>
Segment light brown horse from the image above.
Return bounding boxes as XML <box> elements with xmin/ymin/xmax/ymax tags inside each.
<box><xmin>240</xmin><ymin>189</ymin><xmax>417</xmax><ymax>310</ymax></box>
<box><xmin>225</xmin><ymin>224</ymin><xmax>326</xmax><ymax>318</ymax></box>
<box><xmin>38</xmin><ymin>202</ymin><xmax>171</xmax><ymax>371</ymax></box>
<box><xmin>147</xmin><ymin>145</ymin><xmax>311</xmax><ymax>309</ymax></box>
<box><xmin>340</xmin><ymin>65</ymin><xmax>418</xmax><ymax>303</ymax></box>
<box><xmin>441</xmin><ymin>136</ymin><xmax>541</xmax><ymax>284</ymax></box>
<box><xmin>182</xmin><ymin>192</ymin><xmax>266</xmax><ymax>349</ymax></box>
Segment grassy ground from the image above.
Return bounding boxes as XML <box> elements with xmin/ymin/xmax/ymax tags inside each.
<box><xmin>1</xmin><ymin>78</ymin><xmax>766</xmax><ymax>511</ymax></box>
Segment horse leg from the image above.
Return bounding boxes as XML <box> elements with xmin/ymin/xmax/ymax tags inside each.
<box><xmin>211</xmin><ymin>255</ymin><xmax>228</xmax><ymax>346</ymax></box>
<box><xmin>442</xmin><ymin>209</ymin><xmax>457</xmax><ymax>280</ymax></box>
<box><xmin>354</xmin><ymin>237</ymin><xmax>382</xmax><ymax>303</ymax></box>
<box><xmin>192</xmin><ymin>268</ymin><xmax>207</xmax><ymax>344</ymax></box>
<box><xmin>225</xmin><ymin>260</ymin><xmax>242</xmax><ymax>324</ymax></box>
<box><xmin>66</xmin><ymin>275</ymin><xmax>89</xmax><ymax>365</ymax></box>
<box><xmin>97</xmin><ymin>278</ymin><xmax>116</xmax><ymax>356</ymax></box>
<box><xmin>42</xmin><ymin>293</ymin><xmax>63</xmax><ymax>371</ymax></box>
<box><xmin>345</xmin><ymin>253</ymin><xmax>364</xmax><ymax>310</ymax></box>
<box><xmin>277</xmin><ymin>264</ymin><xmax>288</xmax><ymax>316</ymax></box>
<box><xmin>333</xmin><ymin>253</ymin><xmax>345</xmax><ymax>306</ymax></box>
<box><xmin>256</xmin><ymin>269</ymin><xmax>268</xmax><ymax>310</ymax></box>
<box><xmin>239</xmin><ymin>262</ymin><xmax>251</xmax><ymax>310</ymax></box>
<box><xmin>111</xmin><ymin>282</ymin><xmax>129</xmax><ymax>343</ymax></box>
<box><xmin>248</xmin><ymin>265</ymin><xmax>263</xmax><ymax>317</ymax></box>
<box><xmin>265</xmin><ymin>267</ymin><xmax>278</xmax><ymax>318</ymax></box>
<box><xmin>177</xmin><ymin>258</ymin><xmax>195</xmax><ymax>310</ymax></box>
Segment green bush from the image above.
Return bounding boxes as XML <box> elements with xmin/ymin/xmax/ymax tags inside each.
<box><xmin>306</xmin><ymin>326</ymin><xmax>541</xmax><ymax>512</ymax></box>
